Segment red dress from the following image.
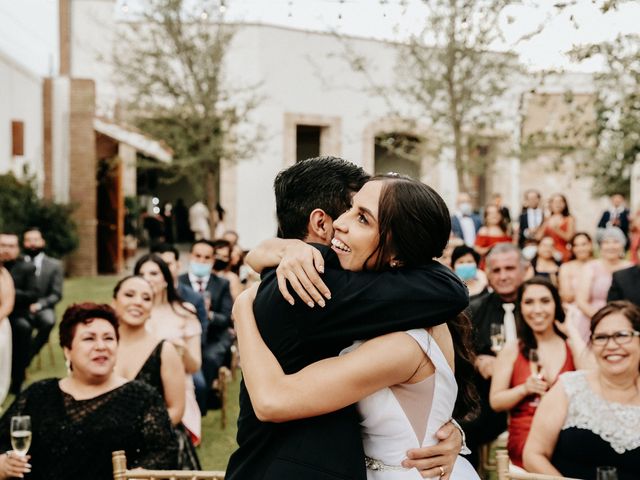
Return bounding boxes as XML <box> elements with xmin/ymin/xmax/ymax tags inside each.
<box><xmin>475</xmin><ymin>234</ymin><xmax>512</xmax><ymax>269</ymax></box>
<box><xmin>507</xmin><ymin>343</ymin><xmax>575</xmax><ymax>468</ymax></box>
<box><xmin>543</xmin><ymin>216</ymin><xmax>572</xmax><ymax>262</ymax></box>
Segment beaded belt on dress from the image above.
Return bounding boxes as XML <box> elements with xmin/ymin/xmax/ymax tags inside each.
<box><xmin>365</xmin><ymin>456</ymin><xmax>407</xmax><ymax>471</ymax></box>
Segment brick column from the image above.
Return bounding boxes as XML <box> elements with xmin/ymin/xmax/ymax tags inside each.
<box><xmin>43</xmin><ymin>78</ymin><xmax>54</xmax><ymax>200</ymax></box>
<box><xmin>66</xmin><ymin>79</ymin><xmax>97</xmax><ymax>276</ymax></box>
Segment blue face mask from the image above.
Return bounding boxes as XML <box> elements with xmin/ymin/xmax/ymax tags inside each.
<box><xmin>190</xmin><ymin>261</ymin><xmax>212</xmax><ymax>278</ymax></box>
<box><xmin>455</xmin><ymin>263</ymin><xmax>477</xmax><ymax>281</ymax></box>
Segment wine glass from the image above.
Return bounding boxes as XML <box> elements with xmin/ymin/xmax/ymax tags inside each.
<box><xmin>528</xmin><ymin>349</ymin><xmax>542</xmax><ymax>407</ymax></box>
<box><xmin>10</xmin><ymin>415</ymin><xmax>32</xmax><ymax>456</ymax></box>
<box><xmin>490</xmin><ymin>323</ymin><xmax>505</xmax><ymax>353</ymax></box>
<box><xmin>596</xmin><ymin>466</ymin><xmax>618</xmax><ymax>480</ymax></box>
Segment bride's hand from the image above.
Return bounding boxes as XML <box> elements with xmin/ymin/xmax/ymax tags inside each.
<box><xmin>276</xmin><ymin>242</ymin><xmax>330</xmax><ymax>307</ymax></box>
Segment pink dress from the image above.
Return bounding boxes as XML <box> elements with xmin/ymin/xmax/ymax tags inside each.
<box><xmin>575</xmin><ymin>261</ymin><xmax>612</xmax><ymax>342</ymax></box>
<box><xmin>147</xmin><ymin>311</ymin><xmax>203</xmax><ymax>444</ymax></box>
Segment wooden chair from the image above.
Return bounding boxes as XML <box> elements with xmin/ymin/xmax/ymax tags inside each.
<box><xmin>478</xmin><ymin>430</ymin><xmax>508</xmax><ymax>477</ymax></box>
<box><xmin>112</xmin><ymin>451</ymin><xmax>225</xmax><ymax>480</ymax></box>
<box><xmin>496</xmin><ymin>451</ymin><xmax>579</xmax><ymax>480</ymax></box>
<box><xmin>35</xmin><ymin>338</ymin><xmax>56</xmax><ymax>370</ymax></box>
<box><xmin>229</xmin><ymin>343</ymin><xmax>239</xmax><ymax>381</ymax></box>
<box><xmin>217</xmin><ymin>366</ymin><xmax>231</xmax><ymax>429</ymax></box>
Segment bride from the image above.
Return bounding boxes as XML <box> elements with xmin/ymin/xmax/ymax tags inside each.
<box><xmin>234</xmin><ymin>175</ymin><xmax>479</xmax><ymax>479</ymax></box>
<box><xmin>0</xmin><ymin>264</ymin><xmax>15</xmax><ymax>406</ymax></box>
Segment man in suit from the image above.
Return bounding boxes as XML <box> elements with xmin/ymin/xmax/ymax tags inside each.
<box><xmin>598</xmin><ymin>193</ymin><xmax>630</xmax><ymax>247</ymax></box>
<box><xmin>22</xmin><ymin>227</ymin><xmax>64</xmax><ymax>362</ymax></box>
<box><xmin>0</xmin><ymin>232</ymin><xmax>38</xmax><ymax>394</ymax></box>
<box><xmin>178</xmin><ymin>240</ymin><xmax>233</xmax><ymax>411</ymax></box>
<box><xmin>226</xmin><ymin>156</ymin><xmax>470</xmax><ymax>480</ymax></box>
<box><xmin>608</xmin><ymin>263</ymin><xmax>640</xmax><ymax>306</ymax></box>
<box><xmin>451</xmin><ymin>192</ymin><xmax>482</xmax><ymax>247</ymax></box>
<box><xmin>462</xmin><ymin>242</ymin><xmax>527</xmax><ymax>466</ymax></box>
<box><xmin>518</xmin><ymin>189</ymin><xmax>544</xmax><ymax>248</ymax></box>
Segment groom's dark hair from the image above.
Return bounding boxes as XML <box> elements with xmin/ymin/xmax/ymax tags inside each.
<box><xmin>274</xmin><ymin>156</ymin><xmax>369</xmax><ymax>240</ymax></box>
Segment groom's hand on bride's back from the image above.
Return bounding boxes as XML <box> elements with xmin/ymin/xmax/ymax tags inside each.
<box><xmin>401</xmin><ymin>421</ymin><xmax>461</xmax><ymax>479</ymax></box>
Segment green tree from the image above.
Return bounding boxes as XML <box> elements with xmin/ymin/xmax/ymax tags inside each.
<box><xmin>0</xmin><ymin>174</ymin><xmax>78</xmax><ymax>258</ymax></box>
<box><xmin>570</xmin><ymin>33</ymin><xmax>640</xmax><ymax>197</ymax></box>
<box><xmin>114</xmin><ymin>0</ymin><xmax>262</xmax><ymax>227</ymax></box>
<box><xmin>339</xmin><ymin>0</ymin><xmax>547</xmax><ymax>193</ymax></box>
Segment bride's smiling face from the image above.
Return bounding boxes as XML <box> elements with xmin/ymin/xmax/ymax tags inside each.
<box><xmin>330</xmin><ymin>181</ymin><xmax>384</xmax><ymax>271</ymax></box>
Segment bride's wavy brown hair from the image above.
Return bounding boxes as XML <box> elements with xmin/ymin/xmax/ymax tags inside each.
<box><xmin>365</xmin><ymin>173</ymin><xmax>479</xmax><ymax>421</ymax></box>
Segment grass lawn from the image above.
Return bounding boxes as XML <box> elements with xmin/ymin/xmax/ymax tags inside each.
<box><xmin>2</xmin><ymin>276</ymin><xmax>240</xmax><ymax>471</ymax></box>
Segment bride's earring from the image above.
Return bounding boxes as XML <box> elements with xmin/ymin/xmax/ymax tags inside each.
<box><xmin>65</xmin><ymin>358</ymin><xmax>72</xmax><ymax>375</ymax></box>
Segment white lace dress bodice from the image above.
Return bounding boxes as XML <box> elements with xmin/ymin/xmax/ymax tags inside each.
<box><xmin>340</xmin><ymin>329</ymin><xmax>479</xmax><ymax>479</ymax></box>
<box><xmin>561</xmin><ymin>370</ymin><xmax>640</xmax><ymax>454</ymax></box>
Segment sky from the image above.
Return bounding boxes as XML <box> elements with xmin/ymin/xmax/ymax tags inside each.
<box><xmin>1</xmin><ymin>0</ymin><xmax>639</xmax><ymax>76</ymax></box>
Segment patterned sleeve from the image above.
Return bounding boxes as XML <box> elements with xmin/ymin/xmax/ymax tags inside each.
<box><xmin>129</xmin><ymin>383</ymin><xmax>179</xmax><ymax>470</ymax></box>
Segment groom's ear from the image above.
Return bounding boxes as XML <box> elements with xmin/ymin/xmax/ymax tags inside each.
<box><xmin>308</xmin><ymin>209</ymin><xmax>332</xmax><ymax>243</ymax></box>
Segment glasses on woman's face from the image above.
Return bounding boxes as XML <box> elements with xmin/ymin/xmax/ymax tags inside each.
<box><xmin>591</xmin><ymin>330</ymin><xmax>640</xmax><ymax>346</ymax></box>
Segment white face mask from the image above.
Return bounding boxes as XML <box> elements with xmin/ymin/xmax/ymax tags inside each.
<box><xmin>459</xmin><ymin>202</ymin><xmax>472</xmax><ymax>216</ymax></box>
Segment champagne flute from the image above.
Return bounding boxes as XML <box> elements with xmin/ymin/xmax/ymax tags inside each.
<box><xmin>490</xmin><ymin>323</ymin><xmax>505</xmax><ymax>353</ymax></box>
<box><xmin>10</xmin><ymin>415</ymin><xmax>32</xmax><ymax>456</ymax></box>
<box><xmin>528</xmin><ymin>349</ymin><xmax>541</xmax><ymax>407</ymax></box>
<box><xmin>596</xmin><ymin>466</ymin><xmax>618</xmax><ymax>480</ymax></box>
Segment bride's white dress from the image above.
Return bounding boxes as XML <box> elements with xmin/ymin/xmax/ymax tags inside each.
<box><xmin>341</xmin><ymin>329</ymin><xmax>479</xmax><ymax>480</ymax></box>
<box><xmin>0</xmin><ymin>316</ymin><xmax>11</xmax><ymax>405</ymax></box>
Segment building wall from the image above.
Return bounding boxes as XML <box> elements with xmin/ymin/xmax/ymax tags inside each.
<box><xmin>0</xmin><ymin>50</ymin><xmax>44</xmax><ymax>191</ymax></box>
<box><xmin>68</xmin><ymin>3</ymin><xmax>605</xmax><ymax>247</ymax></box>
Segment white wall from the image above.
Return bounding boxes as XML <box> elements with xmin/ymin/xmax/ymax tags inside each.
<box><xmin>67</xmin><ymin>4</ymin><xmax>604</xmax><ymax>247</ymax></box>
<box><xmin>0</xmin><ymin>49</ymin><xmax>43</xmax><ymax>191</ymax></box>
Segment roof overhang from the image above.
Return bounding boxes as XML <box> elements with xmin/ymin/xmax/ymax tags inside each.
<box><xmin>94</xmin><ymin>117</ymin><xmax>173</xmax><ymax>163</ymax></box>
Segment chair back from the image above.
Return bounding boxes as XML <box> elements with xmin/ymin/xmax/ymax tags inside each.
<box><xmin>496</xmin><ymin>451</ymin><xmax>581</xmax><ymax>480</ymax></box>
<box><xmin>112</xmin><ymin>451</ymin><xmax>225</xmax><ymax>480</ymax></box>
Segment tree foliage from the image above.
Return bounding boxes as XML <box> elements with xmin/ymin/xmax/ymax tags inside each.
<box><xmin>570</xmin><ymin>33</ymin><xmax>640</xmax><ymax>197</ymax></box>
<box><xmin>113</xmin><ymin>0</ymin><xmax>262</xmax><ymax>213</ymax></box>
<box><xmin>340</xmin><ymin>0</ymin><xmax>541</xmax><ymax>193</ymax></box>
<box><xmin>0</xmin><ymin>174</ymin><xmax>78</xmax><ymax>259</ymax></box>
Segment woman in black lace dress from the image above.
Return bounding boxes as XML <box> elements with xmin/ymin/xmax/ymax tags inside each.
<box><xmin>0</xmin><ymin>302</ymin><xmax>177</xmax><ymax>479</ymax></box>
<box><xmin>112</xmin><ymin>275</ymin><xmax>201</xmax><ymax>469</ymax></box>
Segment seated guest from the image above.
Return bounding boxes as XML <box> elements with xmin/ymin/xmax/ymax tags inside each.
<box><xmin>0</xmin><ymin>303</ymin><xmax>177</xmax><ymax>479</ymax></box>
<box><xmin>608</xmin><ymin>244</ymin><xmax>640</xmax><ymax>306</ymax></box>
<box><xmin>558</xmin><ymin>232</ymin><xmax>594</xmax><ymax>304</ymax></box>
<box><xmin>0</xmin><ymin>263</ymin><xmax>15</xmax><ymax>405</ymax></box>
<box><xmin>524</xmin><ymin>301</ymin><xmax>640</xmax><ymax>479</ymax></box>
<box><xmin>536</xmin><ymin>194</ymin><xmax>575</xmax><ymax>262</ymax></box>
<box><xmin>22</xmin><ymin>227</ymin><xmax>64</xmax><ymax>362</ymax></box>
<box><xmin>451</xmin><ymin>192</ymin><xmax>482</xmax><ymax>247</ymax></box>
<box><xmin>134</xmin><ymin>254</ymin><xmax>202</xmax><ymax>445</ymax></box>
<box><xmin>451</xmin><ymin>245</ymin><xmax>487</xmax><ymax>298</ymax></box>
<box><xmin>597</xmin><ymin>193</ymin><xmax>630</xmax><ymax>247</ymax></box>
<box><xmin>518</xmin><ymin>190</ymin><xmax>544</xmax><ymax>249</ymax></box>
<box><xmin>178</xmin><ymin>240</ymin><xmax>233</xmax><ymax>413</ymax></box>
<box><xmin>530</xmin><ymin>236</ymin><xmax>560</xmax><ymax>286</ymax></box>
<box><xmin>111</xmin><ymin>275</ymin><xmax>201</xmax><ymax>469</ymax></box>
<box><xmin>0</xmin><ymin>232</ymin><xmax>37</xmax><ymax>394</ymax></box>
<box><xmin>211</xmin><ymin>239</ymin><xmax>243</xmax><ymax>301</ymax></box>
<box><xmin>575</xmin><ymin>227</ymin><xmax>631</xmax><ymax>342</ymax></box>
<box><xmin>474</xmin><ymin>204</ymin><xmax>512</xmax><ymax>262</ymax></box>
<box><xmin>489</xmin><ymin>278</ymin><xmax>581</xmax><ymax>469</ymax></box>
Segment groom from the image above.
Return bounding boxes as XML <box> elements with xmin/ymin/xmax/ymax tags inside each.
<box><xmin>226</xmin><ymin>157</ymin><xmax>470</xmax><ymax>480</ymax></box>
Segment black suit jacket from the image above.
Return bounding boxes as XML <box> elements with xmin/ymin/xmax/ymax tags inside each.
<box><xmin>6</xmin><ymin>259</ymin><xmax>38</xmax><ymax>319</ymax></box>
<box><xmin>607</xmin><ymin>266</ymin><xmax>640</xmax><ymax>307</ymax></box>
<box><xmin>178</xmin><ymin>273</ymin><xmax>232</xmax><ymax>343</ymax></box>
<box><xmin>225</xmin><ymin>245</ymin><xmax>469</xmax><ymax>480</ymax></box>
<box><xmin>30</xmin><ymin>255</ymin><xmax>63</xmax><ymax>310</ymax></box>
<box><xmin>518</xmin><ymin>209</ymin><xmax>543</xmax><ymax>248</ymax></box>
<box><xmin>597</xmin><ymin>209</ymin><xmax>630</xmax><ymax>236</ymax></box>
<box><xmin>177</xmin><ymin>282</ymin><xmax>208</xmax><ymax>341</ymax></box>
